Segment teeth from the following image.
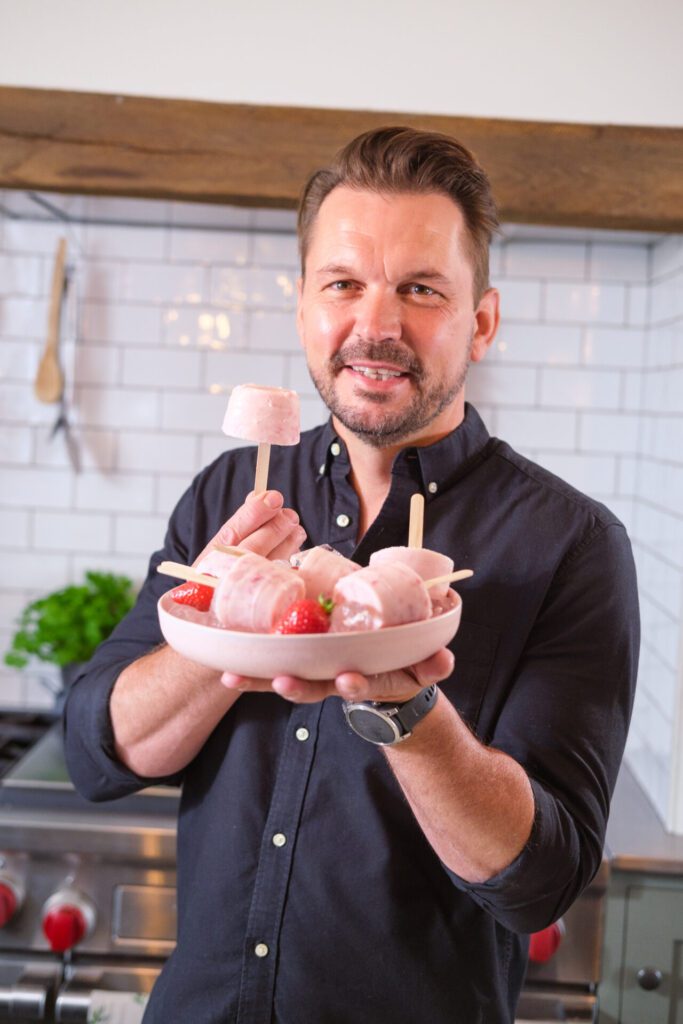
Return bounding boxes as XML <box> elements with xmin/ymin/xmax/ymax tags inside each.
<box><xmin>350</xmin><ymin>366</ymin><xmax>403</xmax><ymax>381</ymax></box>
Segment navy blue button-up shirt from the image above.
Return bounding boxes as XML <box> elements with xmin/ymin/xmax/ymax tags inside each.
<box><xmin>64</xmin><ymin>405</ymin><xmax>639</xmax><ymax>1024</ymax></box>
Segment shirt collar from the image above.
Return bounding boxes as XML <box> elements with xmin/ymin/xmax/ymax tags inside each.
<box><xmin>317</xmin><ymin>404</ymin><xmax>491</xmax><ymax>496</ymax></box>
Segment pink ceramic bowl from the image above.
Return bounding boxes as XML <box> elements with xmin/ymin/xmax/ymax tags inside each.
<box><xmin>158</xmin><ymin>589</ymin><xmax>462</xmax><ymax>681</ymax></box>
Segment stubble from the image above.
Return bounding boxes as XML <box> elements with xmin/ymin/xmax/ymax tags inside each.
<box><xmin>308</xmin><ymin>339</ymin><xmax>472</xmax><ymax>448</ymax></box>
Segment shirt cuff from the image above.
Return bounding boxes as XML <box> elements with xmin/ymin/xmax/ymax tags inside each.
<box><xmin>440</xmin><ymin>777</ymin><xmax>587</xmax><ymax>933</ymax></box>
<box><xmin>63</xmin><ymin>659</ymin><xmax>178</xmax><ymax>801</ymax></box>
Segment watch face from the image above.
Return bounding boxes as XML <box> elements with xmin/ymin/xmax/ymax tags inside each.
<box><xmin>346</xmin><ymin>706</ymin><xmax>401</xmax><ymax>745</ymax></box>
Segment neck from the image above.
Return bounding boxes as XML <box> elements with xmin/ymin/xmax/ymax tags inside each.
<box><xmin>332</xmin><ymin>401</ymin><xmax>466</xmax><ymax>539</ymax></box>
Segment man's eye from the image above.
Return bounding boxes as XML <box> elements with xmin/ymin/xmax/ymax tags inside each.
<box><xmin>329</xmin><ymin>280</ymin><xmax>354</xmax><ymax>291</ymax></box>
<box><xmin>408</xmin><ymin>284</ymin><xmax>437</xmax><ymax>297</ymax></box>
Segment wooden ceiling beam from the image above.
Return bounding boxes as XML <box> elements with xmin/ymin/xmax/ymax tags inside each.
<box><xmin>0</xmin><ymin>86</ymin><xmax>681</xmax><ymax>232</ymax></box>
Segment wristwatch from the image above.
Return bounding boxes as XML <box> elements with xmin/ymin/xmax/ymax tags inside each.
<box><xmin>343</xmin><ymin>685</ymin><xmax>438</xmax><ymax>746</ymax></box>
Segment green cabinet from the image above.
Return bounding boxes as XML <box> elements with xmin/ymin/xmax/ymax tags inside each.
<box><xmin>599</xmin><ymin>871</ymin><xmax>683</xmax><ymax>1023</ymax></box>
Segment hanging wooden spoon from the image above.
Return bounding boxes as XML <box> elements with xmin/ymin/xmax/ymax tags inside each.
<box><xmin>34</xmin><ymin>237</ymin><xmax>67</xmax><ymax>404</ymax></box>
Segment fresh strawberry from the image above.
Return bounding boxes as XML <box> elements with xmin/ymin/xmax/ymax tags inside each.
<box><xmin>170</xmin><ymin>580</ymin><xmax>215</xmax><ymax>612</ymax></box>
<box><xmin>274</xmin><ymin>596</ymin><xmax>333</xmax><ymax>634</ymax></box>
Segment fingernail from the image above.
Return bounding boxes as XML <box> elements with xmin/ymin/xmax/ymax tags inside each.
<box><xmin>263</xmin><ymin>491</ymin><xmax>283</xmax><ymax>509</ymax></box>
<box><xmin>282</xmin><ymin>508</ymin><xmax>299</xmax><ymax>523</ymax></box>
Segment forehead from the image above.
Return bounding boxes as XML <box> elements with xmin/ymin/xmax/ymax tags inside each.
<box><xmin>304</xmin><ymin>187</ymin><xmax>470</xmax><ymax>271</ymax></box>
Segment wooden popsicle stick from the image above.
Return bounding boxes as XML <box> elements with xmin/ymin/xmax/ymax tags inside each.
<box><xmin>254</xmin><ymin>441</ymin><xmax>271</xmax><ymax>493</ymax></box>
<box><xmin>157</xmin><ymin>561</ymin><xmax>219</xmax><ymax>587</ymax></box>
<box><xmin>408</xmin><ymin>493</ymin><xmax>424</xmax><ymax>549</ymax></box>
<box><xmin>424</xmin><ymin>569</ymin><xmax>474</xmax><ymax>589</ymax></box>
<box><xmin>211</xmin><ymin>543</ymin><xmax>246</xmax><ymax>557</ymax></box>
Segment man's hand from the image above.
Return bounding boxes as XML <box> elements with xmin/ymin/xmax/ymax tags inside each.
<box><xmin>111</xmin><ymin>489</ymin><xmax>305</xmax><ymax>778</ymax></box>
<box><xmin>193</xmin><ymin>489</ymin><xmax>306</xmax><ymax>565</ymax></box>
<box><xmin>220</xmin><ymin>647</ymin><xmax>455</xmax><ymax>705</ymax></box>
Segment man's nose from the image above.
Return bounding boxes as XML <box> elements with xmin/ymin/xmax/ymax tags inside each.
<box><xmin>355</xmin><ymin>289</ymin><xmax>401</xmax><ymax>343</ymax></box>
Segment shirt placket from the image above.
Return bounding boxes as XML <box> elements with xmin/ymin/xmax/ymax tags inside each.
<box><xmin>326</xmin><ymin>441</ymin><xmax>359</xmax><ymax>556</ymax></box>
<box><xmin>236</xmin><ymin>701</ymin><xmax>324</xmax><ymax>1024</ymax></box>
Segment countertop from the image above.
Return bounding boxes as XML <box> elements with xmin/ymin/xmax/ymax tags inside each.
<box><xmin>606</xmin><ymin>763</ymin><xmax>683</xmax><ymax>874</ymax></box>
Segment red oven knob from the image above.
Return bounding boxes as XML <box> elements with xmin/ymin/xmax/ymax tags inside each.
<box><xmin>41</xmin><ymin>890</ymin><xmax>96</xmax><ymax>953</ymax></box>
<box><xmin>0</xmin><ymin>873</ymin><xmax>24</xmax><ymax>927</ymax></box>
<box><xmin>528</xmin><ymin>919</ymin><xmax>566</xmax><ymax>963</ymax></box>
<box><xmin>0</xmin><ymin>882</ymin><xmax>18</xmax><ymax>926</ymax></box>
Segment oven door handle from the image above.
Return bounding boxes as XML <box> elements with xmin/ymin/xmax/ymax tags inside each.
<box><xmin>55</xmin><ymin>987</ymin><xmax>149</xmax><ymax>1023</ymax></box>
<box><xmin>0</xmin><ymin>982</ymin><xmax>50</xmax><ymax>1020</ymax></box>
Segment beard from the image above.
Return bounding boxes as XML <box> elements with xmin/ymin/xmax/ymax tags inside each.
<box><xmin>307</xmin><ymin>339</ymin><xmax>471</xmax><ymax>449</ymax></box>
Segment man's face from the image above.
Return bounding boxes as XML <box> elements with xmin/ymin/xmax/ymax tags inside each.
<box><xmin>297</xmin><ymin>187</ymin><xmax>498</xmax><ymax>448</ymax></box>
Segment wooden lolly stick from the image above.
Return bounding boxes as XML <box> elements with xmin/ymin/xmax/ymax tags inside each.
<box><xmin>254</xmin><ymin>441</ymin><xmax>271</xmax><ymax>494</ymax></box>
<box><xmin>157</xmin><ymin>561</ymin><xmax>219</xmax><ymax>587</ymax></box>
<box><xmin>211</xmin><ymin>543</ymin><xmax>246</xmax><ymax>557</ymax></box>
<box><xmin>424</xmin><ymin>569</ymin><xmax>474</xmax><ymax>589</ymax></box>
<box><xmin>408</xmin><ymin>493</ymin><xmax>424</xmax><ymax>549</ymax></box>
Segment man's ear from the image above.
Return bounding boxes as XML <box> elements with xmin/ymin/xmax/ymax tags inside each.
<box><xmin>470</xmin><ymin>288</ymin><xmax>500</xmax><ymax>363</ymax></box>
<box><xmin>296</xmin><ymin>276</ymin><xmax>305</xmax><ymax>348</ymax></box>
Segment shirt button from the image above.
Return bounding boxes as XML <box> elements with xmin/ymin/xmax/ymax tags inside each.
<box><xmin>336</xmin><ymin>513</ymin><xmax>351</xmax><ymax>528</ymax></box>
<box><xmin>254</xmin><ymin>942</ymin><xmax>269</xmax><ymax>958</ymax></box>
<box><xmin>427</xmin><ymin>481</ymin><xmax>438</xmax><ymax>494</ymax></box>
<box><xmin>330</xmin><ymin>442</ymin><xmax>341</xmax><ymax>456</ymax></box>
<box><xmin>318</xmin><ymin>463</ymin><xmax>326</xmax><ymax>475</ymax></box>
<box><xmin>272</xmin><ymin>833</ymin><xmax>287</xmax><ymax>848</ymax></box>
<box><xmin>295</xmin><ymin>727</ymin><xmax>310</xmax><ymax>741</ymax></box>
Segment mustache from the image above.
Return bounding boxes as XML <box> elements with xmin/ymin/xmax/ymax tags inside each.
<box><xmin>330</xmin><ymin>342</ymin><xmax>423</xmax><ymax>379</ymax></box>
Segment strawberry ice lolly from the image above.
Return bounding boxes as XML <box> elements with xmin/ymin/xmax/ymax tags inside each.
<box><xmin>330</xmin><ymin>562</ymin><xmax>432</xmax><ymax>633</ymax></box>
<box><xmin>222</xmin><ymin>384</ymin><xmax>300</xmax><ymax>446</ymax></box>
<box><xmin>222</xmin><ymin>384</ymin><xmax>300</xmax><ymax>493</ymax></box>
<box><xmin>369</xmin><ymin>547</ymin><xmax>454</xmax><ymax>600</ymax></box>
<box><xmin>293</xmin><ymin>546</ymin><xmax>360</xmax><ymax>600</ymax></box>
<box><xmin>195</xmin><ymin>547</ymin><xmax>240</xmax><ymax>577</ymax></box>
<box><xmin>212</xmin><ymin>551</ymin><xmax>305</xmax><ymax>632</ymax></box>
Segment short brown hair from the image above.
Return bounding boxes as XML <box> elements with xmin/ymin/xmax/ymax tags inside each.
<box><xmin>297</xmin><ymin>126</ymin><xmax>499</xmax><ymax>302</ymax></box>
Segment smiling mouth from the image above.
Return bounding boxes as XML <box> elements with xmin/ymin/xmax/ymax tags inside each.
<box><xmin>348</xmin><ymin>365</ymin><xmax>407</xmax><ymax>381</ymax></box>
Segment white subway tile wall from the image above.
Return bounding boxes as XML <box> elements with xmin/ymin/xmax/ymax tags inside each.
<box><xmin>0</xmin><ymin>195</ymin><xmax>681</xmax><ymax>831</ymax></box>
<box><xmin>628</xmin><ymin>235</ymin><xmax>683</xmax><ymax>832</ymax></box>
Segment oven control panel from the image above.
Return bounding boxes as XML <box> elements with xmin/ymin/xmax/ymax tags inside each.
<box><xmin>0</xmin><ymin>849</ymin><xmax>177</xmax><ymax>958</ymax></box>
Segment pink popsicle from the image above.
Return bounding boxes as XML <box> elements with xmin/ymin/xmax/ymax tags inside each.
<box><xmin>222</xmin><ymin>384</ymin><xmax>300</xmax><ymax>447</ymax></box>
<box><xmin>212</xmin><ymin>552</ymin><xmax>305</xmax><ymax>632</ymax></box>
<box><xmin>330</xmin><ymin>562</ymin><xmax>431</xmax><ymax>633</ymax></box>
<box><xmin>295</xmin><ymin>546</ymin><xmax>360</xmax><ymax>600</ymax></box>
<box><xmin>369</xmin><ymin>546</ymin><xmax>454</xmax><ymax>599</ymax></box>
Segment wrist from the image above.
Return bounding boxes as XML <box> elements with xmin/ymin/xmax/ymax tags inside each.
<box><xmin>343</xmin><ymin>685</ymin><xmax>438</xmax><ymax>746</ymax></box>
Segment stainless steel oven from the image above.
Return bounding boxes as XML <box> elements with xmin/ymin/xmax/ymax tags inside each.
<box><xmin>516</xmin><ymin>857</ymin><xmax>609</xmax><ymax>1021</ymax></box>
<box><xmin>0</xmin><ymin>714</ymin><xmax>608</xmax><ymax>1022</ymax></box>
<box><xmin>0</xmin><ymin>717</ymin><xmax>177</xmax><ymax>1022</ymax></box>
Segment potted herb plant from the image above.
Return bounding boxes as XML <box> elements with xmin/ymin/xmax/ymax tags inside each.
<box><xmin>4</xmin><ymin>571</ymin><xmax>136</xmax><ymax>694</ymax></box>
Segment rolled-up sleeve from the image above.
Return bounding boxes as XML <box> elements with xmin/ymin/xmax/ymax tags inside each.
<box><xmin>444</xmin><ymin>521</ymin><xmax>639</xmax><ymax>932</ymax></box>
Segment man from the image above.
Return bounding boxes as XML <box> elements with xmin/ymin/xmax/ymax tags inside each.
<box><xmin>64</xmin><ymin>127</ymin><xmax>639</xmax><ymax>1023</ymax></box>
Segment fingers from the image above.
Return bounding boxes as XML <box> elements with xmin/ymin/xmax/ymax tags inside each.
<box><xmin>220</xmin><ymin>648</ymin><xmax>455</xmax><ymax>707</ymax></box>
<box><xmin>335</xmin><ymin>647</ymin><xmax>455</xmax><ymax>703</ymax></box>
<box><xmin>221</xmin><ymin>672</ymin><xmax>335</xmax><ymax>704</ymax></box>
<box><xmin>271</xmin><ymin>676</ymin><xmax>335</xmax><ymax>703</ymax></box>
<box><xmin>268</xmin><ymin>530</ymin><xmax>307</xmax><ymax>563</ymax></box>
<box><xmin>238</xmin><ymin>506</ymin><xmax>306</xmax><ymax>559</ymax></box>
<box><xmin>217</xmin><ymin>490</ymin><xmax>283</xmax><ymax>546</ymax></box>
<box><xmin>196</xmin><ymin>491</ymin><xmax>306</xmax><ymax>564</ymax></box>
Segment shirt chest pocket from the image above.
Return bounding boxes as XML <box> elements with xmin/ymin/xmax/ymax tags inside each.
<box><xmin>441</xmin><ymin>619</ymin><xmax>500</xmax><ymax>735</ymax></box>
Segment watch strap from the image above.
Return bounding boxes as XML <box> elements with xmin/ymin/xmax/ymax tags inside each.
<box><xmin>390</xmin><ymin>683</ymin><xmax>438</xmax><ymax>733</ymax></box>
